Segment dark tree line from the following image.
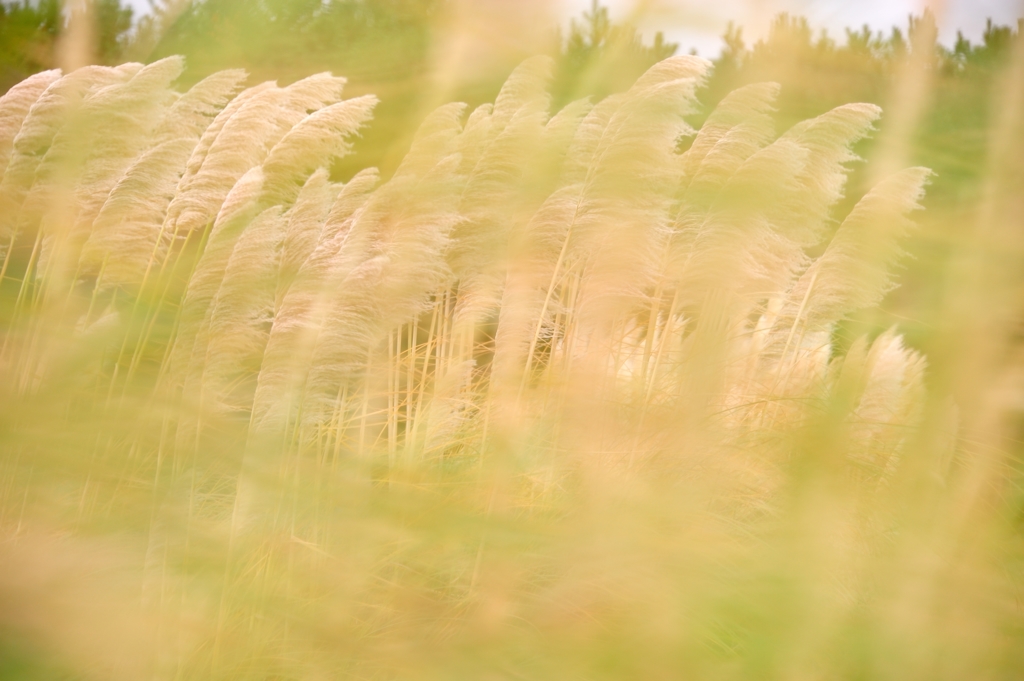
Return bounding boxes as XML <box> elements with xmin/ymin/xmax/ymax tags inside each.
<box><xmin>3</xmin><ymin>1</ymin><xmax>1019</xmax><ymax>103</ymax></box>
<box><xmin>0</xmin><ymin>0</ymin><xmax>132</xmax><ymax>90</ymax></box>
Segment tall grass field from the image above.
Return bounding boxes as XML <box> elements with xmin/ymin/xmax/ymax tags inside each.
<box><xmin>0</xmin><ymin>16</ymin><xmax>1023</xmax><ymax>680</ymax></box>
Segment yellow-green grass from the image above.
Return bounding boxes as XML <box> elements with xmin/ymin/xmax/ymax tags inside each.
<box><xmin>0</xmin><ymin>36</ymin><xmax>1021</xmax><ymax>681</ymax></box>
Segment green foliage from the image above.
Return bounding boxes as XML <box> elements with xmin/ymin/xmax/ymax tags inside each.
<box><xmin>0</xmin><ymin>0</ymin><xmax>60</xmax><ymax>92</ymax></box>
<box><xmin>94</xmin><ymin>0</ymin><xmax>134</xmax><ymax>61</ymax></box>
<box><xmin>707</xmin><ymin>10</ymin><xmax>1021</xmax><ymax>112</ymax></box>
<box><xmin>551</xmin><ymin>0</ymin><xmax>678</xmax><ymax>105</ymax></box>
<box><xmin>150</xmin><ymin>0</ymin><xmax>440</xmax><ymax>79</ymax></box>
<box><xmin>952</xmin><ymin>18</ymin><xmax>1024</xmax><ymax>70</ymax></box>
<box><xmin>0</xmin><ymin>0</ymin><xmax>133</xmax><ymax>92</ymax></box>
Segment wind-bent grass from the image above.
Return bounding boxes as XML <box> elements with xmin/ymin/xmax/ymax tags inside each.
<box><xmin>0</xmin><ymin>49</ymin><xmax>1022</xmax><ymax>681</ymax></box>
